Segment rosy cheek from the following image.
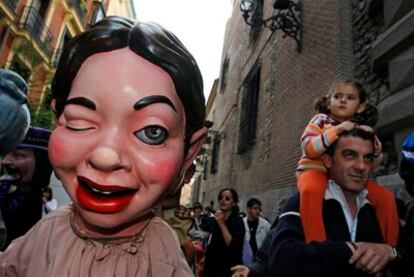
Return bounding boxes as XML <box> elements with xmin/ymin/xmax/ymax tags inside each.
<box><xmin>144</xmin><ymin>156</ymin><xmax>182</xmax><ymax>186</ymax></box>
<box><xmin>48</xmin><ymin>132</ymin><xmax>70</xmax><ymax>166</ymax></box>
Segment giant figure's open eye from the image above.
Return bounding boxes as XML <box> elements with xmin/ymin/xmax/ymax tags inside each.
<box><xmin>134</xmin><ymin>125</ymin><xmax>168</xmax><ymax>145</ymax></box>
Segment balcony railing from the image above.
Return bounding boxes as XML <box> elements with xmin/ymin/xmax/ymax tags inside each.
<box><xmin>51</xmin><ymin>46</ymin><xmax>63</xmax><ymax>67</ymax></box>
<box><xmin>19</xmin><ymin>6</ymin><xmax>54</xmax><ymax>56</ymax></box>
<box><xmin>3</xmin><ymin>0</ymin><xmax>19</xmax><ymax>13</ymax></box>
<box><xmin>68</xmin><ymin>0</ymin><xmax>87</xmax><ymax>24</ymax></box>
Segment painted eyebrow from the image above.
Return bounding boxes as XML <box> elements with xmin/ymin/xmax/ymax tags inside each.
<box><xmin>133</xmin><ymin>95</ymin><xmax>177</xmax><ymax>113</ymax></box>
<box><xmin>64</xmin><ymin>97</ymin><xmax>96</xmax><ymax>110</ymax></box>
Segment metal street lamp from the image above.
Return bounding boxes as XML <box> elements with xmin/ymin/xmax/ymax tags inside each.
<box><xmin>239</xmin><ymin>0</ymin><xmax>303</xmax><ymax>52</ymax></box>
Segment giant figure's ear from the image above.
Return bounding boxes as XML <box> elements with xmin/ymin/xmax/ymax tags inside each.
<box><xmin>166</xmin><ymin>126</ymin><xmax>207</xmax><ymax>197</ymax></box>
<box><xmin>322</xmin><ymin>153</ymin><xmax>333</xmax><ymax>169</ymax></box>
<box><xmin>182</xmin><ymin>126</ymin><xmax>208</xmax><ymax>172</ymax></box>
<box><xmin>51</xmin><ymin>99</ymin><xmax>57</xmax><ymax>115</ymax></box>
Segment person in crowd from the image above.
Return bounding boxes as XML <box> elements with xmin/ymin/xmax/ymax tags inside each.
<box><xmin>399</xmin><ymin>131</ymin><xmax>414</xmax><ymax>239</ymax></box>
<box><xmin>41</xmin><ymin>186</ymin><xmax>57</xmax><ymax>216</ymax></box>
<box><xmin>242</xmin><ymin>198</ymin><xmax>270</xmax><ymax>267</ymax></box>
<box><xmin>296</xmin><ymin>79</ymin><xmax>398</xmax><ymax>245</ymax></box>
<box><xmin>271</xmin><ymin>196</ymin><xmax>288</xmax><ymax>228</ymax></box>
<box><xmin>188</xmin><ymin>202</ymin><xmax>210</xmax><ymax>277</ymax></box>
<box><xmin>188</xmin><ymin>202</ymin><xmax>210</xmax><ymax>241</ymax></box>
<box><xmin>269</xmin><ymin>128</ymin><xmax>413</xmax><ymax>276</ymax></box>
<box><xmin>231</xmin><ymin>197</ymin><xmax>288</xmax><ymax>277</ymax></box>
<box><xmin>396</xmin><ymin>198</ymin><xmax>408</xmax><ymax>227</ymax></box>
<box><xmin>0</xmin><ymin>69</ymin><xmax>30</xmax><ymax>249</ymax></box>
<box><xmin>231</xmin><ymin>231</ymin><xmax>273</xmax><ymax>277</ymax></box>
<box><xmin>0</xmin><ymin>69</ymin><xmax>30</xmax><ymax>157</ymax></box>
<box><xmin>199</xmin><ymin>206</ymin><xmax>216</xmax><ymax>233</ymax></box>
<box><xmin>0</xmin><ymin>127</ymin><xmax>52</xmax><ymax>250</ymax></box>
<box><xmin>204</xmin><ymin>188</ymin><xmax>245</xmax><ymax>277</ymax></box>
<box><xmin>0</xmin><ymin>16</ymin><xmax>207</xmax><ymax>276</ymax></box>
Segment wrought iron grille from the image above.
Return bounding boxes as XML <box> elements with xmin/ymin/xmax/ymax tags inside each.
<box><xmin>19</xmin><ymin>6</ymin><xmax>54</xmax><ymax>56</ymax></box>
<box><xmin>3</xmin><ymin>0</ymin><xmax>19</xmax><ymax>13</ymax></box>
<box><xmin>68</xmin><ymin>0</ymin><xmax>86</xmax><ymax>23</ymax></box>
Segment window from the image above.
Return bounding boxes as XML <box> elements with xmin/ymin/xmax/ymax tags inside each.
<box><xmin>32</xmin><ymin>0</ymin><xmax>50</xmax><ymax>18</ymax></box>
<box><xmin>238</xmin><ymin>64</ymin><xmax>260</xmax><ymax>154</ymax></box>
<box><xmin>9</xmin><ymin>57</ymin><xmax>30</xmax><ymax>83</ymax></box>
<box><xmin>210</xmin><ymin>135</ymin><xmax>221</xmax><ymax>174</ymax></box>
<box><xmin>220</xmin><ymin>57</ymin><xmax>230</xmax><ymax>93</ymax></box>
<box><xmin>52</xmin><ymin>27</ymin><xmax>71</xmax><ymax>67</ymax></box>
<box><xmin>203</xmin><ymin>158</ymin><xmax>208</xmax><ymax>180</ymax></box>
<box><xmin>89</xmin><ymin>1</ymin><xmax>106</xmax><ymax>26</ymax></box>
<box><xmin>250</xmin><ymin>0</ymin><xmax>263</xmax><ymax>39</ymax></box>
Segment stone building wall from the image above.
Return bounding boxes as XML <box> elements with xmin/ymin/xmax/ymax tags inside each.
<box><xmin>197</xmin><ymin>0</ymin><xmax>414</xmax><ymax>217</ymax></box>
<box><xmin>200</xmin><ymin>0</ymin><xmax>356</xmax><ymax>219</ymax></box>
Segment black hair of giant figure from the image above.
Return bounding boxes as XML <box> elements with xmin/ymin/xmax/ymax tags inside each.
<box><xmin>51</xmin><ymin>16</ymin><xmax>205</xmax><ymax>147</ymax></box>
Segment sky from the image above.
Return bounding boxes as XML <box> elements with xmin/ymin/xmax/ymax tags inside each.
<box><xmin>133</xmin><ymin>0</ymin><xmax>233</xmax><ymax>100</ymax></box>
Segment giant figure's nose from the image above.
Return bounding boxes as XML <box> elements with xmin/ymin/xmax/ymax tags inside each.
<box><xmin>88</xmin><ymin>146</ymin><xmax>126</xmax><ymax>171</ymax></box>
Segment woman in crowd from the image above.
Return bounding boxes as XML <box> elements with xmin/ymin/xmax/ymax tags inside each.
<box><xmin>204</xmin><ymin>188</ymin><xmax>245</xmax><ymax>277</ymax></box>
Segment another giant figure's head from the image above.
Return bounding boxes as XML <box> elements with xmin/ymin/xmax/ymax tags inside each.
<box><xmin>0</xmin><ymin>69</ymin><xmax>30</xmax><ymax>156</ymax></box>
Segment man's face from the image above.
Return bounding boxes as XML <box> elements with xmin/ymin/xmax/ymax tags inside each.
<box><xmin>247</xmin><ymin>204</ymin><xmax>261</xmax><ymax>220</ymax></box>
<box><xmin>323</xmin><ymin>135</ymin><xmax>375</xmax><ymax>195</ymax></box>
<box><xmin>49</xmin><ymin>48</ymin><xmax>195</xmax><ymax>234</ymax></box>
<box><xmin>1</xmin><ymin>148</ymin><xmax>35</xmax><ymax>187</ymax></box>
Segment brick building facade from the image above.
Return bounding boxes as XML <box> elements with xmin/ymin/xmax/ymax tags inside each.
<box><xmin>195</xmin><ymin>0</ymin><xmax>414</xmax><ymax>220</ymax></box>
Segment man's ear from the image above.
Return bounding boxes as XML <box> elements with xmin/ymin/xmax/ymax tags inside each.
<box><xmin>357</xmin><ymin>102</ymin><xmax>367</xmax><ymax>113</ymax></box>
<box><xmin>182</xmin><ymin>126</ymin><xmax>208</xmax><ymax>172</ymax></box>
<box><xmin>322</xmin><ymin>153</ymin><xmax>333</xmax><ymax>169</ymax></box>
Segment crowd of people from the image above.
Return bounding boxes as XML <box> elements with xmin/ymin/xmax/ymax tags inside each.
<box><xmin>0</xmin><ymin>14</ymin><xmax>414</xmax><ymax>277</ymax></box>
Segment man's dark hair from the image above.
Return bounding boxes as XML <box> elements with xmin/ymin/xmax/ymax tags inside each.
<box><xmin>325</xmin><ymin>128</ymin><xmax>376</xmax><ymax>156</ymax></box>
<box><xmin>247</xmin><ymin>198</ymin><xmax>262</xmax><ymax>209</ymax></box>
<box><xmin>192</xmin><ymin>202</ymin><xmax>203</xmax><ymax>210</ymax></box>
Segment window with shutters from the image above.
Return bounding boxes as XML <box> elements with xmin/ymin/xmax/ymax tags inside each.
<box><xmin>237</xmin><ymin>65</ymin><xmax>260</xmax><ymax>154</ymax></box>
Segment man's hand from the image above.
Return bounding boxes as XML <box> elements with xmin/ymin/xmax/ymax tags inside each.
<box><xmin>349</xmin><ymin>242</ymin><xmax>395</xmax><ymax>274</ymax></box>
<box><xmin>231</xmin><ymin>265</ymin><xmax>250</xmax><ymax>277</ymax></box>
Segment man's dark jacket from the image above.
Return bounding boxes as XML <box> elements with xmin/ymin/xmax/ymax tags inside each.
<box><xmin>269</xmin><ymin>193</ymin><xmax>414</xmax><ymax>276</ymax></box>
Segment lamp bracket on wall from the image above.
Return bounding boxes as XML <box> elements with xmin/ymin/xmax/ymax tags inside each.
<box><xmin>240</xmin><ymin>0</ymin><xmax>303</xmax><ymax>52</ymax></box>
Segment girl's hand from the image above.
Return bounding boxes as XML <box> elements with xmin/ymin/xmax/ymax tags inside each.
<box><xmin>357</xmin><ymin>125</ymin><xmax>374</xmax><ymax>133</ymax></box>
<box><xmin>214</xmin><ymin>210</ymin><xmax>226</xmax><ymax>226</ymax></box>
<box><xmin>336</xmin><ymin>121</ymin><xmax>356</xmax><ymax>134</ymax></box>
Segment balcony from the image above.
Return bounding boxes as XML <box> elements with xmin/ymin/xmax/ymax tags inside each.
<box><xmin>51</xmin><ymin>46</ymin><xmax>63</xmax><ymax>67</ymax></box>
<box><xmin>68</xmin><ymin>0</ymin><xmax>87</xmax><ymax>24</ymax></box>
<box><xmin>3</xmin><ymin>0</ymin><xmax>19</xmax><ymax>14</ymax></box>
<box><xmin>19</xmin><ymin>6</ymin><xmax>54</xmax><ymax>57</ymax></box>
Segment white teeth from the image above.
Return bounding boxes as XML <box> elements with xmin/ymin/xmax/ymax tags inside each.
<box><xmin>90</xmin><ymin>187</ymin><xmax>114</xmax><ymax>196</ymax></box>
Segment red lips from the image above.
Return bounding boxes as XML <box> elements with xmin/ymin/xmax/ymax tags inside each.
<box><xmin>76</xmin><ymin>176</ymin><xmax>137</xmax><ymax>214</ymax></box>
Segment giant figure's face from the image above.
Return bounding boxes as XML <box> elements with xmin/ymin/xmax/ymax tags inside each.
<box><xmin>49</xmin><ymin>48</ymin><xmax>193</xmax><ymax>235</ymax></box>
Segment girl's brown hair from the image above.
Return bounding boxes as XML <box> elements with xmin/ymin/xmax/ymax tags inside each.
<box><xmin>314</xmin><ymin>79</ymin><xmax>367</xmax><ymax>114</ymax></box>
<box><xmin>314</xmin><ymin>79</ymin><xmax>378</xmax><ymax>127</ymax></box>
